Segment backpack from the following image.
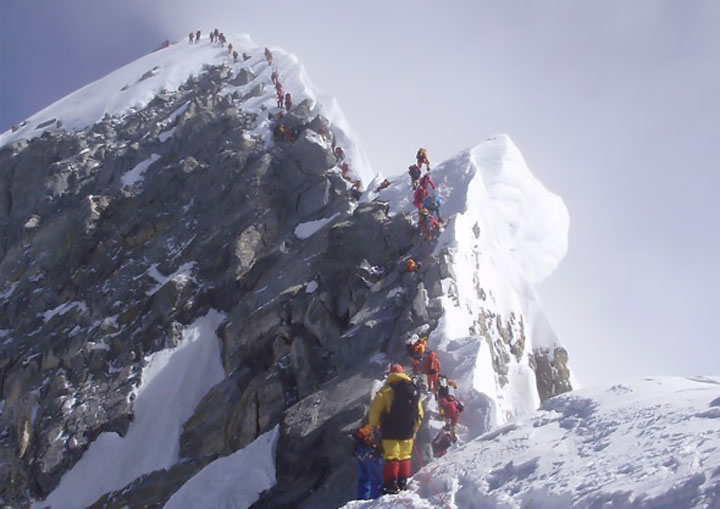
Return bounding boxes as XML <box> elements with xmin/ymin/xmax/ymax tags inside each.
<box><xmin>432</xmin><ymin>429</ymin><xmax>453</xmax><ymax>458</ymax></box>
<box><xmin>380</xmin><ymin>380</ymin><xmax>421</xmax><ymax>440</ymax></box>
<box><xmin>437</xmin><ymin>375</ymin><xmax>449</xmax><ymax>397</ymax></box>
<box><xmin>423</xmin><ymin>195</ymin><xmax>440</xmax><ymax>210</ymax></box>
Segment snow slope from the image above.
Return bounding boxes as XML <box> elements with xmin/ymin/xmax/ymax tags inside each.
<box><xmin>0</xmin><ymin>34</ymin><xmax>375</xmax><ymax>186</ymax></box>
<box><xmin>164</xmin><ymin>426</ymin><xmax>280</xmax><ymax>509</ymax></box>
<box><xmin>380</xmin><ymin>135</ymin><xmax>570</xmax><ymax>437</ymax></box>
<box><xmin>345</xmin><ymin>376</ymin><xmax>720</xmax><ymax>509</ymax></box>
<box><xmin>36</xmin><ymin>310</ymin><xmax>226</xmax><ymax>509</ymax></box>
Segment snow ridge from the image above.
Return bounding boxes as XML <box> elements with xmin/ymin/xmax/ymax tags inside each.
<box><xmin>380</xmin><ymin>134</ymin><xmax>570</xmax><ymax>435</ymax></box>
<box><xmin>1</xmin><ymin>34</ymin><xmax>375</xmax><ymax>186</ymax></box>
<box><xmin>348</xmin><ymin>377</ymin><xmax>720</xmax><ymax>508</ymax></box>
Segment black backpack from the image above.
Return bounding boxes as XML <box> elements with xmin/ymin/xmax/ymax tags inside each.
<box><xmin>437</xmin><ymin>376</ymin><xmax>449</xmax><ymax>398</ymax></box>
<box><xmin>381</xmin><ymin>380</ymin><xmax>421</xmax><ymax>440</ymax></box>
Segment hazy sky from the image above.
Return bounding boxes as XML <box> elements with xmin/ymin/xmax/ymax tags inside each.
<box><xmin>1</xmin><ymin>1</ymin><xmax>718</xmax><ymax>387</ymax></box>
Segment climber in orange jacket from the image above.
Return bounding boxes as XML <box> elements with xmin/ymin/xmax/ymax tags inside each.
<box><xmin>423</xmin><ymin>350</ymin><xmax>441</xmax><ymax>395</ymax></box>
<box><xmin>407</xmin><ymin>336</ymin><xmax>427</xmax><ymax>374</ymax></box>
<box><xmin>369</xmin><ymin>364</ymin><xmax>423</xmax><ymax>494</ymax></box>
<box><xmin>416</xmin><ymin>147</ymin><xmax>430</xmax><ymax>171</ymax></box>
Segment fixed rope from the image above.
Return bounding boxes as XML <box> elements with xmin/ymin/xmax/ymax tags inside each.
<box><xmin>412</xmin><ymin>442</ymin><xmax>454</xmax><ymax>509</ymax></box>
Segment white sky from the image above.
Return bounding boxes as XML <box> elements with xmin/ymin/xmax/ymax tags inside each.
<box><xmin>1</xmin><ymin>1</ymin><xmax>718</xmax><ymax>387</ymax></box>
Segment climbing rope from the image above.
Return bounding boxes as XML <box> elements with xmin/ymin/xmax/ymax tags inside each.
<box><xmin>412</xmin><ymin>442</ymin><xmax>454</xmax><ymax>509</ymax></box>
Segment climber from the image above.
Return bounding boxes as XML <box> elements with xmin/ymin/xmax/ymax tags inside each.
<box><xmin>423</xmin><ymin>193</ymin><xmax>443</xmax><ymax>223</ymax></box>
<box><xmin>407</xmin><ymin>335</ymin><xmax>427</xmax><ymax>374</ymax></box>
<box><xmin>188</xmin><ymin>32</ymin><xmax>195</xmax><ymax>44</ymax></box>
<box><xmin>408</xmin><ymin>164</ymin><xmax>421</xmax><ymax>189</ymax></box>
<box><xmin>271</xmin><ymin>70</ymin><xmax>279</xmax><ymax>85</ymax></box>
<box><xmin>219</xmin><ymin>33</ymin><xmax>226</xmax><ymax>46</ymax></box>
<box><xmin>228</xmin><ymin>43</ymin><xmax>233</xmax><ymax>55</ymax></box>
<box><xmin>431</xmin><ymin>427</ymin><xmax>455</xmax><ymax>458</ymax></box>
<box><xmin>404</xmin><ymin>258</ymin><xmax>418</xmax><ymax>273</ymax></box>
<box><xmin>419</xmin><ymin>171</ymin><xmax>436</xmax><ymax>191</ymax></box>
<box><xmin>369</xmin><ymin>364</ymin><xmax>423</xmax><ymax>494</ymax></box>
<box><xmin>423</xmin><ymin>350</ymin><xmax>441</xmax><ymax>395</ymax></box>
<box><xmin>195</xmin><ymin>30</ymin><xmax>201</xmax><ymax>43</ymax></box>
<box><xmin>265</xmin><ymin>47</ymin><xmax>273</xmax><ymax>64</ymax></box>
<box><xmin>438</xmin><ymin>393</ymin><xmax>463</xmax><ymax>437</ymax></box>
<box><xmin>413</xmin><ymin>184</ymin><xmax>429</xmax><ymax>211</ymax></box>
<box><xmin>285</xmin><ymin>92</ymin><xmax>293</xmax><ymax>111</ymax></box>
<box><xmin>354</xmin><ymin>424</ymin><xmax>383</xmax><ymax>499</ymax></box>
<box><xmin>349</xmin><ymin>180</ymin><xmax>362</xmax><ymax>201</ymax></box>
<box><xmin>417</xmin><ymin>208</ymin><xmax>440</xmax><ymax>240</ymax></box>
<box><xmin>334</xmin><ymin>146</ymin><xmax>346</xmax><ymax>163</ymax></box>
<box><xmin>416</xmin><ymin>147</ymin><xmax>430</xmax><ymax>171</ymax></box>
<box><xmin>233</xmin><ymin>51</ymin><xmax>239</xmax><ymax>63</ymax></box>
<box><xmin>209</xmin><ymin>31</ymin><xmax>215</xmax><ymax>43</ymax></box>
<box><xmin>374</xmin><ymin>179</ymin><xmax>390</xmax><ymax>193</ymax></box>
<box><xmin>436</xmin><ymin>374</ymin><xmax>457</xmax><ymax>400</ymax></box>
<box><xmin>274</xmin><ymin>123</ymin><xmax>287</xmax><ymax>142</ymax></box>
<box><xmin>214</xmin><ymin>28</ymin><xmax>219</xmax><ymax>40</ymax></box>
<box><xmin>276</xmin><ymin>90</ymin><xmax>284</xmax><ymax>109</ymax></box>
<box><xmin>340</xmin><ymin>162</ymin><xmax>351</xmax><ymax>180</ymax></box>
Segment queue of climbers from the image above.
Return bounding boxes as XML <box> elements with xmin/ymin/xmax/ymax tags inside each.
<box><xmin>351</xmin><ymin>147</ymin><xmax>467</xmax><ymax>499</ymax></box>
<box><xmin>354</xmin><ymin>349</ymin><xmax>465</xmax><ymax>498</ymax></box>
<box><xmin>408</xmin><ymin>148</ymin><xmax>443</xmax><ymax>240</ymax></box>
<box><xmin>270</xmin><ymin>57</ymin><xmax>362</xmax><ymax>201</ymax></box>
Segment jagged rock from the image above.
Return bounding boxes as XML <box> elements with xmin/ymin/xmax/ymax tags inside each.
<box><xmin>531</xmin><ymin>346</ymin><xmax>573</xmax><ymax>402</ymax></box>
<box><xmin>233</xmin><ymin>225</ymin><xmax>264</xmax><ymax>279</ymax></box>
<box><xmin>179</xmin><ymin>370</ymin><xmax>252</xmax><ymax>459</ymax></box>
<box><xmin>285</xmin><ymin>129</ymin><xmax>336</xmax><ymax>176</ymax></box>
<box><xmin>295</xmin><ymin>177</ymin><xmax>333</xmax><ymax>220</ymax></box>
<box><xmin>88</xmin><ymin>457</ymin><xmax>210</xmax><ymax>509</ymax></box>
<box><xmin>230</xmin><ymin>68</ymin><xmax>255</xmax><ymax>86</ymax></box>
<box><xmin>254</xmin><ymin>368</ymin><xmax>379</xmax><ymax>509</ymax></box>
<box><xmin>242</xmin><ymin>83</ymin><xmax>264</xmax><ymax>102</ymax></box>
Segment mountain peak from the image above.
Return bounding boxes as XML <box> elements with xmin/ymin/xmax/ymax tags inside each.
<box><xmin>0</xmin><ymin>33</ymin><xmax>572</xmax><ymax>508</ymax></box>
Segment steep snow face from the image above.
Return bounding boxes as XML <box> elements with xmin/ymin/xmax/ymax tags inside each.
<box><xmin>164</xmin><ymin>426</ymin><xmax>279</xmax><ymax>509</ymax></box>
<box><xmin>36</xmin><ymin>310</ymin><xmax>226</xmax><ymax>509</ymax></box>
<box><xmin>0</xmin><ymin>34</ymin><xmax>375</xmax><ymax>186</ymax></box>
<box><xmin>347</xmin><ymin>377</ymin><xmax>720</xmax><ymax>509</ymax></box>
<box><xmin>382</xmin><ymin>135</ymin><xmax>570</xmax><ymax>432</ymax></box>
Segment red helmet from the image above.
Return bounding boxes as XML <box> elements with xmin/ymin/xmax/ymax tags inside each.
<box><xmin>389</xmin><ymin>364</ymin><xmax>404</xmax><ymax>373</ymax></box>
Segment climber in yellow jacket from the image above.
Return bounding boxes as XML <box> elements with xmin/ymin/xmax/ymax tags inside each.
<box><xmin>369</xmin><ymin>364</ymin><xmax>424</xmax><ymax>494</ymax></box>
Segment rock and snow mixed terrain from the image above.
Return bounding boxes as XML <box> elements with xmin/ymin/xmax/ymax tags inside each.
<box><xmin>0</xmin><ymin>30</ymin><xmax>712</xmax><ymax>509</ymax></box>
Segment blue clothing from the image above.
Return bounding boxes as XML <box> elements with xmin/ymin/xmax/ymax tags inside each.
<box><xmin>423</xmin><ymin>195</ymin><xmax>442</xmax><ymax>221</ymax></box>
<box><xmin>356</xmin><ymin>442</ymin><xmax>383</xmax><ymax>499</ymax></box>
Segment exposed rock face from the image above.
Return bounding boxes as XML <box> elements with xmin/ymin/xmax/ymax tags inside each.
<box><xmin>0</xmin><ymin>53</ymin><xmax>572</xmax><ymax>508</ymax></box>
<box><xmin>531</xmin><ymin>346</ymin><xmax>573</xmax><ymax>402</ymax></box>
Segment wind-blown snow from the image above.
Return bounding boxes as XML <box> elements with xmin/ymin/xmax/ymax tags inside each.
<box><xmin>164</xmin><ymin>426</ymin><xmax>279</xmax><ymax>509</ymax></box>
<box><xmin>294</xmin><ymin>213</ymin><xmax>339</xmax><ymax>239</ymax></box>
<box><xmin>345</xmin><ymin>377</ymin><xmax>720</xmax><ymax>509</ymax></box>
<box><xmin>146</xmin><ymin>261</ymin><xmax>197</xmax><ymax>296</ymax></box>
<box><xmin>0</xmin><ymin>34</ymin><xmax>376</xmax><ymax>186</ymax></box>
<box><xmin>121</xmin><ymin>153</ymin><xmax>161</xmax><ymax>187</ymax></box>
<box><xmin>37</xmin><ymin>310</ymin><xmax>226</xmax><ymax>509</ymax></box>
<box><xmin>38</xmin><ymin>300</ymin><xmax>87</xmax><ymax>323</ymax></box>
